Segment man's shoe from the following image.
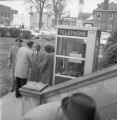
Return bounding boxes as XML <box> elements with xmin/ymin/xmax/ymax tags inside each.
<box><xmin>10</xmin><ymin>88</ymin><xmax>14</xmax><ymax>92</ymax></box>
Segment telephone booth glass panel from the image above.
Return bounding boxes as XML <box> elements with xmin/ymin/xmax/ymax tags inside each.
<box><xmin>57</xmin><ymin>37</ymin><xmax>86</xmax><ymax>58</ymax></box>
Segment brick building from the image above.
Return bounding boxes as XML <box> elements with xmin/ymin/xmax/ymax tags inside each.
<box><xmin>30</xmin><ymin>12</ymin><xmax>52</xmax><ymax>30</ymax></box>
<box><xmin>0</xmin><ymin>4</ymin><xmax>17</xmax><ymax>26</ymax></box>
<box><xmin>93</xmin><ymin>0</ymin><xmax>117</xmax><ymax>32</ymax></box>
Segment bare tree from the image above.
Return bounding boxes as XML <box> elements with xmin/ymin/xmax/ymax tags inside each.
<box><xmin>47</xmin><ymin>0</ymin><xmax>70</xmax><ymax>26</ymax></box>
<box><xmin>26</xmin><ymin>0</ymin><xmax>47</xmax><ymax>30</ymax></box>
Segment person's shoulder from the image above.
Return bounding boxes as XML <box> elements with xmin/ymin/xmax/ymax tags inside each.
<box><xmin>23</xmin><ymin>101</ymin><xmax>61</xmax><ymax>120</ymax></box>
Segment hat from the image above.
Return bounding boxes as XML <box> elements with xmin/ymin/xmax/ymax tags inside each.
<box><xmin>61</xmin><ymin>93</ymin><xmax>100</xmax><ymax>120</ymax></box>
<box><xmin>15</xmin><ymin>38</ymin><xmax>23</xmax><ymax>42</ymax></box>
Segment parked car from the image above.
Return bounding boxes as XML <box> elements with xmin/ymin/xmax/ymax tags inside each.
<box><xmin>20</xmin><ymin>29</ymin><xmax>31</xmax><ymax>39</ymax></box>
<box><xmin>31</xmin><ymin>30</ymin><xmax>41</xmax><ymax>39</ymax></box>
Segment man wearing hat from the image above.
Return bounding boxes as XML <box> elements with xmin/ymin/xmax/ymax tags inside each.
<box><xmin>8</xmin><ymin>38</ymin><xmax>23</xmax><ymax>92</ymax></box>
<box><xmin>22</xmin><ymin>93</ymin><xmax>100</xmax><ymax>120</ymax></box>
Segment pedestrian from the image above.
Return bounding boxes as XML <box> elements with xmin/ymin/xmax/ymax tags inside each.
<box><xmin>29</xmin><ymin>44</ymin><xmax>45</xmax><ymax>82</ymax></box>
<box><xmin>41</xmin><ymin>45</ymin><xmax>54</xmax><ymax>86</ymax></box>
<box><xmin>8</xmin><ymin>38</ymin><xmax>23</xmax><ymax>92</ymax></box>
<box><xmin>15</xmin><ymin>41</ymin><xmax>35</xmax><ymax>98</ymax></box>
<box><xmin>22</xmin><ymin>92</ymin><xmax>100</xmax><ymax>120</ymax></box>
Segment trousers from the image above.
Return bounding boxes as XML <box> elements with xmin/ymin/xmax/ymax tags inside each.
<box><xmin>15</xmin><ymin>77</ymin><xmax>27</xmax><ymax>98</ymax></box>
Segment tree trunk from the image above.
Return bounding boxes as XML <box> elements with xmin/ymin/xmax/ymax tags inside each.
<box><xmin>54</xmin><ymin>14</ymin><xmax>58</xmax><ymax>26</ymax></box>
<box><xmin>39</xmin><ymin>11</ymin><xmax>43</xmax><ymax>30</ymax></box>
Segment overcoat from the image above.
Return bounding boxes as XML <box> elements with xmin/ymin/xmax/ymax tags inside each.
<box><xmin>8</xmin><ymin>46</ymin><xmax>19</xmax><ymax>80</ymax></box>
<box><xmin>22</xmin><ymin>101</ymin><xmax>61</xmax><ymax>120</ymax></box>
<box><xmin>41</xmin><ymin>52</ymin><xmax>54</xmax><ymax>86</ymax></box>
<box><xmin>29</xmin><ymin>51</ymin><xmax>45</xmax><ymax>82</ymax></box>
<box><xmin>15</xmin><ymin>46</ymin><xmax>35</xmax><ymax>79</ymax></box>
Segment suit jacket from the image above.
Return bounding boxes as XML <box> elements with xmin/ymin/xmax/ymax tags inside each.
<box><xmin>22</xmin><ymin>101</ymin><xmax>61</xmax><ymax>120</ymax></box>
<box><xmin>29</xmin><ymin>51</ymin><xmax>45</xmax><ymax>82</ymax></box>
<box><xmin>41</xmin><ymin>52</ymin><xmax>54</xmax><ymax>86</ymax></box>
<box><xmin>33</xmin><ymin>51</ymin><xmax>45</xmax><ymax>68</ymax></box>
<box><xmin>15</xmin><ymin>46</ymin><xmax>35</xmax><ymax>79</ymax></box>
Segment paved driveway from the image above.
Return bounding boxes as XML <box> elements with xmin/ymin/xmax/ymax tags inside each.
<box><xmin>1</xmin><ymin>92</ymin><xmax>22</xmax><ymax>120</ymax></box>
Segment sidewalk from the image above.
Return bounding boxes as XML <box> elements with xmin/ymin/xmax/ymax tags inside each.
<box><xmin>1</xmin><ymin>92</ymin><xmax>22</xmax><ymax>120</ymax></box>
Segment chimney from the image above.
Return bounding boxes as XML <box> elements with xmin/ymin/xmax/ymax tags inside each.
<box><xmin>103</xmin><ymin>0</ymin><xmax>109</xmax><ymax>10</ymax></box>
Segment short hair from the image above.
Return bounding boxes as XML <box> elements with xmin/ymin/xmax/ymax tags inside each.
<box><xmin>27</xmin><ymin>41</ymin><xmax>34</xmax><ymax>48</ymax></box>
<box><xmin>45</xmin><ymin>45</ymin><xmax>54</xmax><ymax>53</ymax></box>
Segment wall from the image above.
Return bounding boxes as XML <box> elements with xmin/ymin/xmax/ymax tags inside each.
<box><xmin>13</xmin><ymin>14</ymin><xmax>30</xmax><ymax>29</ymax></box>
<box><xmin>0</xmin><ymin>4</ymin><xmax>12</xmax><ymax>26</ymax></box>
<box><xmin>20</xmin><ymin>65</ymin><xmax>117</xmax><ymax>120</ymax></box>
<box><xmin>112</xmin><ymin>11</ymin><xmax>117</xmax><ymax>32</ymax></box>
<box><xmin>101</xmin><ymin>11</ymin><xmax>108</xmax><ymax>31</ymax></box>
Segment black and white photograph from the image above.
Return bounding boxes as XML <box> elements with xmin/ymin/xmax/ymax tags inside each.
<box><xmin>0</xmin><ymin>0</ymin><xmax>117</xmax><ymax>120</ymax></box>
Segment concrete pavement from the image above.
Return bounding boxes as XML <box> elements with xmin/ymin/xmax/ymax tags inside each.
<box><xmin>1</xmin><ymin>92</ymin><xmax>22</xmax><ymax>120</ymax></box>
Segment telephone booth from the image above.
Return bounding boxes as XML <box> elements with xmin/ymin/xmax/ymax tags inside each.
<box><xmin>53</xmin><ymin>25</ymin><xmax>101</xmax><ymax>85</ymax></box>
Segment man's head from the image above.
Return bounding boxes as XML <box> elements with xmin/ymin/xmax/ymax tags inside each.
<box><xmin>45</xmin><ymin>45</ymin><xmax>54</xmax><ymax>53</ymax></box>
<box><xmin>15</xmin><ymin>38</ymin><xmax>23</xmax><ymax>47</ymax></box>
<box><xmin>61</xmin><ymin>93</ymin><xmax>99</xmax><ymax>120</ymax></box>
<box><xmin>35</xmin><ymin>44</ymin><xmax>41</xmax><ymax>52</ymax></box>
<box><xmin>27</xmin><ymin>41</ymin><xmax>34</xmax><ymax>49</ymax></box>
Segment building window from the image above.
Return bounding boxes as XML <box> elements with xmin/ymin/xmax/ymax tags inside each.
<box><xmin>107</xmin><ymin>23</ymin><xmax>112</xmax><ymax>31</ymax></box>
<box><xmin>8</xmin><ymin>13</ymin><xmax>10</xmax><ymax>18</ymax></box>
<box><xmin>96</xmin><ymin>12</ymin><xmax>101</xmax><ymax>19</ymax></box>
<box><xmin>109</xmin><ymin>12</ymin><xmax>113</xmax><ymax>20</ymax></box>
<box><xmin>1</xmin><ymin>11</ymin><xmax>3</xmax><ymax>17</ymax></box>
<box><xmin>4</xmin><ymin>12</ymin><xmax>7</xmax><ymax>18</ymax></box>
<box><xmin>95</xmin><ymin>22</ymin><xmax>100</xmax><ymax>29</ymax></box>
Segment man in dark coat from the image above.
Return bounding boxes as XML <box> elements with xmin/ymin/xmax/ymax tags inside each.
<box><xmin>41</xmin><ymin>45</ymin><xmax>54</xmax><ymax>86</ymax></box>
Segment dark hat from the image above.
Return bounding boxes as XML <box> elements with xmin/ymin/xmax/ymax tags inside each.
<box><xmin>15</xmin><ymin>38</ymin><xmax>23</xmax><ymax>42</ymax></box>
<box><xmin>61</xmin><ymin>93</ymin><xmax>100</xmax><ymax>120</ymax></box>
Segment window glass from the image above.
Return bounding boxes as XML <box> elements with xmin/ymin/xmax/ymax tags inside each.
<box><xmin>55</xmin><ymin>57</ymin><xmax>85</xmax><ymax>78</ymax></box>
<box><xmin>96</xmin><ymin>12</ymin><xmax>101</xmax><ymax>19</ymax></box>
<box><xmin>109</xmin><ymin>12</ymin><xmax>113</xmax><ymax>19</ymax></box>
<box><xmin>57</xmin><ymin>37</ymin><xmax>86</xmax><ymax>58</ymax></box>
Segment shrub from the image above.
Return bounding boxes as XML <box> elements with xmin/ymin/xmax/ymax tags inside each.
<box><xmin>20</xmin><ymin>29</ymin><xmax>31</xmax><ymax>39</ymax></box>
<box><xmin>98</xmin><ymin>43</ymin><xmax>117</xmax><ymax>69</ymax></box>
<box><xmin>0</xmin><ymin>27</ymin><xmax>8</xmax><ymax>37</ymax></box>
<box><xmin>9</xmin><ymin>28</ymin><xmax>20</xmax><ymax>38</ymax></box>
<box><xmin>105</xmin><ymin>30</ymin><xmax>117</xmax><ymax>50</ymax></box>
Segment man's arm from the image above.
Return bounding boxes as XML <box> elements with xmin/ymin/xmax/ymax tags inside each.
<box><xmin>28</xmin><ymin>52</ymin><xmax>37</xmax><ymax>69</ymax></box>
<box><xmin>40</xmin><ymin>55</ymin><xmax>48</xmax><ymax>73</ymax></box>
<box><xmin>8</xmin><ymin>47</ymin><xmax>12</xmax><ymax>69</ymax></box>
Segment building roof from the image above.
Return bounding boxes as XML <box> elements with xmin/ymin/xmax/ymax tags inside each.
<box><xmin>0</xmin><ymin>4</ymin><xmax>11</xmax><ymax>9</ymax></box>
<box><xmin>94</xmin><ymin>2</ymin><xmax>117</xmax><ymax>11</ymax></box>
<box><xmin>78</xmin><ymin>13</ymin><xmax>92</xmax><ymax>20</ymax></box>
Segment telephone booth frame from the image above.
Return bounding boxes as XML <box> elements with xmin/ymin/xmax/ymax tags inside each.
<box><xmin>53</xmin><ymin>25</ymin><xmax>101</xmax><ymax>85</ymax></box>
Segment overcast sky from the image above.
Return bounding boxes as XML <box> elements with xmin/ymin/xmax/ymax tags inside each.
<box><xmin>0</xmin><ymin>0</ymin><xmax>117</xmax><ymax>17</ymax></box>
